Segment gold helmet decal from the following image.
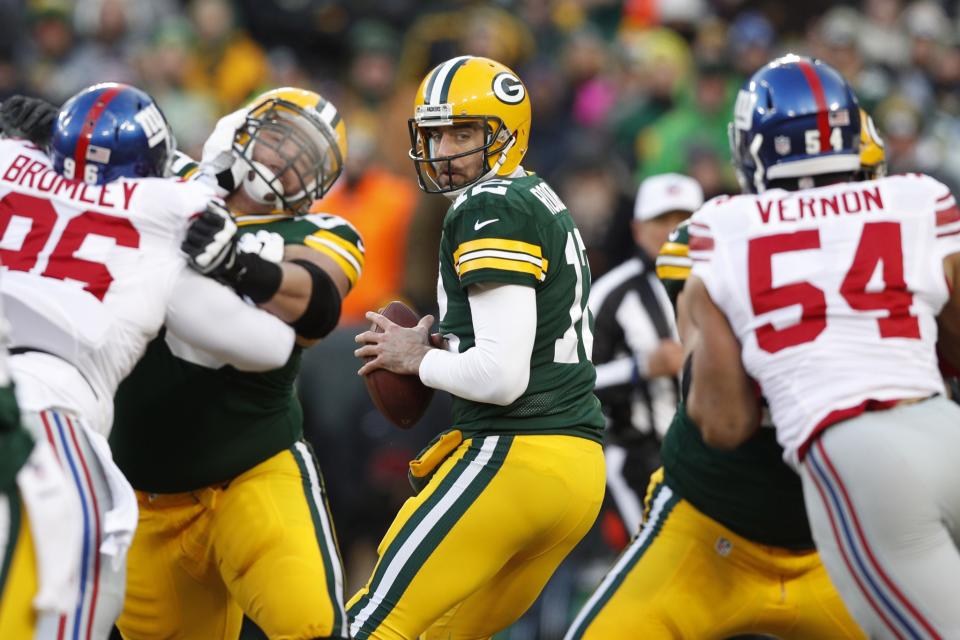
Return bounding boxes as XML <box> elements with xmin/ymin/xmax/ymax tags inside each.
<box><xmin>858</xmin><ymin>108</ymin><xmax>886</xmax><ymax>180</ymax></box>
<box><xmin>234</xmin><ymin>87</ymin><xmax>348</xmax><ymax>215</ymax></box>
<box><xmin>409</xmin><ymin>56</ymin><xmax>532</xmax><ymax>195</ymax></box>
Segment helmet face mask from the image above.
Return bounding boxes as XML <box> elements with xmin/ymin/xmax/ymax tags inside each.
<box><xmin>232</xmin><ymin>90</ymin><xmax>347</xmax><ymax>216</ymax></box>
<box><xmin>408</xmin><ymin>113</ymin><xmax>511</xmax><ymax>194</ymax></box>
<box><xmin>409</xmin><ymin>56</ymin><xmax>531</xmax><ymax>196</ymax></box>
<box><xmin>234</xmin><ymin>98</ymin><xmax>342</xmax><ymax>215</ymax></box>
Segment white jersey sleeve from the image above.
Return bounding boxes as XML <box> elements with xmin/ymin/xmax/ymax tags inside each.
<box><xmin>164</xmin><ymin>269</ymin><xmax>295</xmax><ymax>372</ymax></box>
<box><xmin>690</xmin><ymin>176</ymin><xmax>952</xmax><ymax>467</ymax></box>
<box><xmin>930</xmin><ymin>179</ymin><xmax>960</xmax><ymax>260</ymax></box>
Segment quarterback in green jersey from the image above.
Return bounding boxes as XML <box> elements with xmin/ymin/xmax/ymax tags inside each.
<box><xmin>350</xmin><ymin>56</ymin><xmax>605</xmax><ymax>639</ymax></box>
<box><xmin>564</xmin><ymin>110</ymin><xmax>891</xmax><ymax>640</ymax></box>
<box><xmin>110</xmin><ymin>88</ymin><xmax>358</xmax><ymax>640</ymax></box>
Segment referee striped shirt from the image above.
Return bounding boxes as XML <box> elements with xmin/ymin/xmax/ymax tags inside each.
<box><xmin>588</xmin><ymin>253</ymin><xmax>680</xmax><ymax>443</ymax></box>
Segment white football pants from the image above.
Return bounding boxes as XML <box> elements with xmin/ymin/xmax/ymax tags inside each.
<box><xmin>23</xmin><ymin>408</ymin><xmax>134</xmax><ymax>640</ymax></box>
<box><xmin>801</xmin><ymin>396</ymin><xmax>960</xmax><ymax>640</ymax></box>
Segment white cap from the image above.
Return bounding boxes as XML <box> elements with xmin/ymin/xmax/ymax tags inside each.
<box><xmin>634</xmin><ymin>173</ymin><xmax>704</xmax><ymax>221</ymax></box>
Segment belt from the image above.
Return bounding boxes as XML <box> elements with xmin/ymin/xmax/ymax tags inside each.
<box><xmin>8</xmin><ymin>346</ymin><xmax>99</xmax><ymax>400</ymax></box>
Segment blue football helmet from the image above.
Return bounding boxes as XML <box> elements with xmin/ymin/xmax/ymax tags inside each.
<box><xmin>729</xmin><ymin>54</ymin><xmax>861</xmax><ymax>193</ymax></box>
<box><xmin>51</xmin><ymin>82</ymin><xmax>174</xmax><ymax>185</ymax></box>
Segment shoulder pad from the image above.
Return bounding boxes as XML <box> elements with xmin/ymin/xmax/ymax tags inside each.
<box><xmin>300</xmin><ymin>213</ymin><xmax>365</xmax><ymax>287</ymax></box>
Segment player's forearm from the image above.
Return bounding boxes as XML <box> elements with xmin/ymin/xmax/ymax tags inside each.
<box><xmin>419</xmin><ymin>284</ymin><xmax>535</xmax><ymax>405</ymax></box>
<box><xmin>685</xmin><ymin>277</ymin><xmax>759</xmax><ymax>448</ymax></box>
<box><xmin>260</xmin><ymin>261</ymin><xmax>311</xmax><ymax>323</ymax></box>
<box><xmin>260</xmin><ymin>250</ymin><xmax>346</xmax><ymax>341</ymax></box>
<box><xmin>166</xmin><ymin>270</ymin><xmax>295</xmax><ymax>371</ymax></box>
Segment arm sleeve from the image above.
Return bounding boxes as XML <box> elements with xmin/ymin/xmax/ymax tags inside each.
<box><xmin>164</xmin><ymin>269</ymin><xmax>295</xmax><ymax>372</ymax></box>
<box><xmin>418</xmin><ymin>283</ymin><xmax>535</xmax><ymax>405</ymax></box>
<box><xmin>933</xmin><ymin>184</ymin><xmax>960</xmax><ymax>260</ymax></box>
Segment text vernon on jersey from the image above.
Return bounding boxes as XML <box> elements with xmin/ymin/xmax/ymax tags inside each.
<box><xmin>756</xmin><ymin>185</ymin><xmax>883</xmax><ymax>224</ymax></box>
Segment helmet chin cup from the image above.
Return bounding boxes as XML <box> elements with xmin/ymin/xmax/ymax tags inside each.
<box><xmin>242</xmin><ymin>161</ymin><xmax>279</xmax><ymax>205</ymax></box>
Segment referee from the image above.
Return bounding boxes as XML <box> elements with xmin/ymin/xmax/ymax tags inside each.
<box><xmin>588</xmin><ymin>173</ymin><xmax>702</xmax><ymax>535</ymax></box>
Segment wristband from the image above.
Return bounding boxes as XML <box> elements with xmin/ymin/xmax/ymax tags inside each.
<box><xmin>229</xmin><ymin>252</ymin><xmax>283</xmax><ymax>304</ymax></box>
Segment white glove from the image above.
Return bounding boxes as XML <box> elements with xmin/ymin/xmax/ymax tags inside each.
<box><xmin>199</xmin><ymin>107</ymin><xmax>249</xmax><ymax>194</ymax></box>
<box><xmin>237</xmin><ymin>230</ymin><xmax>285</xmax><ymax>264</ymax></box>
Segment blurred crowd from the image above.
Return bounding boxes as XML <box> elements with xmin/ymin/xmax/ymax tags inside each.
<box><xmin>7</xmin><ymin>0</ymin><xmax>960</xmax><ymax>636</ymax></box>
<box><xmin>7</xmin><ymin>0</ymin><xmax>960</xmax><ymax>309</ymax></box>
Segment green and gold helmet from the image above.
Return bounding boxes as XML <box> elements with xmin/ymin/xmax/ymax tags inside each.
<box><xmin>408</xmin><ymin>56</ymin><xmax>531</xmax><ymax>195</ymax></box>
<box><xmin>857</xmin><ymin>107</ymin><xmax>886</xmax><ymax>180</ymax></box>
<box><xmin>233</xmin><ymin>87</ymin><xmax>347</xmax><ymax>215</ymax></box>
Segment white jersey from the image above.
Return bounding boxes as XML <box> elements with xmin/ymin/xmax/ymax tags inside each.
<box><xmin>689</xmin><ymin>174</ymin><xmax>960</xmax><ymax>467</ymax></box>
<box><xmin>0</xmin><ymin>139</ymin><xmax>294</xmax><ymax>434</ymax></box>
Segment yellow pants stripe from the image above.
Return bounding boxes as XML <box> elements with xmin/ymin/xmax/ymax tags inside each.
<box><xmin>0</xmin><ymin>491</ymin><xmax>37</xmax><ymax>638</ymax></box>
<box><xmin>0</xmin><ymin>490</ymin><xmax>21</xmax><ymax>600</ymax></box>
<box><xmin>564</xmin><ymin>481</ymin><xmax>679</xmax><ymax>639</ymax></box>
<box><xmin>291</xmin><ymin>441</ymin><xmax>347</xmax><ymax>637</ymax></box>
<box><xmin>349</xmin><ymin>435</ymin><xmax>514</xmax><ymax>639</ymax></box>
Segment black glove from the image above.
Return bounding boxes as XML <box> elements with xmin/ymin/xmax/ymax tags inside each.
<box><xmin>0</xmin><ymin>95</ymin><xmax>58</xmax><ymax>147</ymax></box>
<box><xmin>181</xmin><ymin>201</ymin><xmax>283</xmax><ymax>303</ymax></box>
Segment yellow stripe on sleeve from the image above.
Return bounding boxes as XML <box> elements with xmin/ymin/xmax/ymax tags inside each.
<box><xmin>453</xmin><ymin>238</ymin><xmax>542</xmax><ymax>264</ymax></box>
<box><xmin>235</xmin><ymin>214</ymin><xmax>290</xmax><ymax>226</ymax></box>
<box><xmin>309</xmin><ymin>230</ymin><xmax>365</xmax><ymax>265</ymax></box>
<box><xmin>658</xmin><ymin>242</ymin><xmax>689</xmax><ymax>258</ymax></box>
<box><xmin>458</xmin><ymin>257</ymin><xmax>545</xmax><ymax>281</ymax></box>
<box><xmin>656</xmin><ymin>265</ymin><xmax>691</xmax><ymax>281</ymax></box>
<box><xmin>304</xmin><ymin>237</ymin><xmax>361</xmax><ymax>286</ymax></box>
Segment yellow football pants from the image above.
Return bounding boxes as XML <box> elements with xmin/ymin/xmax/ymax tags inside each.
<box><xmin>565</xmin><ymin>468</ymin><xmax>865</xmax><ymax>639</ymax></box>
<box><xmin>0</xmin><ymin>491</ymin><xmax>38</xmax><ymax>638</ymax></box>
<box><xmin>117</xmin><ymin>442</ymin><xmax>346</xmax><ymax>640</ymax></box>
<box><xmin>347</xmin><ymin>433</ymin><xmax>605</xmax><ymax>640</ymax></box>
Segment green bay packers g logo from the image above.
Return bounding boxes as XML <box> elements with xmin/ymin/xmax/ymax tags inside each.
<box><xmin>492</xmin><ymin>72</ymin><xmax>525</xmax><ymax>104</ymax></box>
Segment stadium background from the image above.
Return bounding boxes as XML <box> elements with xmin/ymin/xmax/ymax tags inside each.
<box><xmin>5</xmin><ymin>0</ymin><xmax>959</xmax><ymax>636</ymax></box>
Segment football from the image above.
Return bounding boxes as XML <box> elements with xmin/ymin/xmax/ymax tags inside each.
<box><xmin>363</xmin><ymin>301</ymin><xmax>435</xmax><ymax>429</ymax></box>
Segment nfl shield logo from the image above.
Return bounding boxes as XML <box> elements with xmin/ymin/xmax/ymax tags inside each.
<box><xmin>774</xmin><ymin>135</ymin><xmax>791</xmax><ymax>156</ymax></box>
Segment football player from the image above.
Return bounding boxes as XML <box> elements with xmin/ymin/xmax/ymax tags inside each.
<box><xmin>0</xmin><ymin>293</ymin><xmax>82</xmax><ymax>638</ymax></box>
<box><xmin>351</xmin><ymin>56</ymin><xmax>605</xmax><ymax>639</ymax></box>
<box><xmin>0</xmin><ymin>85</ymin><xmax>295</xmax><ymax>639</ymax></box>
<box><xmin>111</xmin><ymin>88</ymin><xmax>360</xmax><ymax>640</ymax></box>
<box><xmin>563</xmin><ymin>109</ymin><xmax>889</xmax><ymax>640</ymax></box>
<box><xmin>686</xmin><ymin>55</ymin><xmax>960</xmax><ymax>638</ymax></box>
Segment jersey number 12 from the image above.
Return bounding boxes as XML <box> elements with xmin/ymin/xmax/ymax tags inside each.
<box><xmin>554</xmin><ymin>229</ymin><xmax>594</xmax><ymax>363</ymax></box>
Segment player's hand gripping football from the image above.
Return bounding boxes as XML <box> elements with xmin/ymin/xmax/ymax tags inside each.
<box><xmin>355</xmin><ymin>312</ymin><xmax>436</xmax><ymax>376</ymax></box>
<box><xmin>181</xmin><ymin>201</ymin><xmax>240</xmax><ymax>278</ymax></box>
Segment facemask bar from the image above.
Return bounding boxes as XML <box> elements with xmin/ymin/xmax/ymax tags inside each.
<box><xmin>233</xmin><ymin>99</ymin><xmax>343</xmax><ymax>214</ymax></box>
<box><xmin>407</xmin><ymin>114</ymin><xmax>511</xmax><ymax>194</ymax></box>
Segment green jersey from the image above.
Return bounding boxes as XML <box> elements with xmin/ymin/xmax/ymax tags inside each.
<box><xmin>436</xmin><ymin>174</ymin><xmax>604</xmax><ymax>442</ymax></box>
<box><xmin>656</xmin><ymin>220</ymin><xmax>813</xmax><ymax>549</ymax></box>
<box><xmin>110</xmin><ymin>213</ymin><xmax>364</xmax><ymax>493</ymax></box>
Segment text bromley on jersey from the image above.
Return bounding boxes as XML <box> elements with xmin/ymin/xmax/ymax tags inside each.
<box><xmin>2</xmin><ymin>153</ymin><xmax>139</xmax><ymax>209</ymax></box>
<box><xmin>756</xmin><ymin>185</ymin><xmax>884</xmax><ymax>224</ymax></box>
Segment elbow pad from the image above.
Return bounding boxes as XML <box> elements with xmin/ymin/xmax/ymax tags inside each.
<box><xmin>289</xmin><ymin>259</ymin><xmax>341</xmax><ymax>339</ymax></box>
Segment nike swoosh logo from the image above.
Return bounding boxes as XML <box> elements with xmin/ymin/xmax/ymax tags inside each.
<box><xmin>474</xmin><ymin>218</ymin><xmax>499</xmax><ymax>230</ymax></box>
